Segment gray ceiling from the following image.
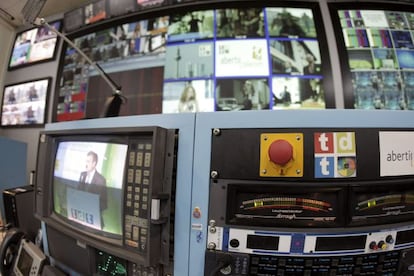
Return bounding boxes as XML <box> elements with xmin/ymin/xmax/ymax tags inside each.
<box><xmin>0</xmin><ymin>0</ymin><xmax>89</xmax><ymax>28</ymax></box>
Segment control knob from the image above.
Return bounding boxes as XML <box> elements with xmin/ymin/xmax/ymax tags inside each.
<box><xmin>386</xmin><ymin>235</ymin><xmax>394</xmax><ymax>244</ymax></box>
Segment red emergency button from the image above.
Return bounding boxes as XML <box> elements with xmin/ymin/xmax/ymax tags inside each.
<box><xmin>268</xmin><ymin>139</ymin><xmax>293</xmax><ymax>166</ymax></box>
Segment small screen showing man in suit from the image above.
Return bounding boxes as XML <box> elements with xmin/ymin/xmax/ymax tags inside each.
<box><xmin>78</xmin><ymin>151</ymin><xmax>108</xmax><ymax>211</ymax></box>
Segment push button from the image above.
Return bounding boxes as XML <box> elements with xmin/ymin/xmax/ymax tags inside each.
<box><xmin>386</xmin><ymin>235</ymin><xmax>394</xmax><ymax>244</ymax></box>
<box><xmin>229</xmin><ymin>239</ymin><xmax>240</xmax><ymax>248</ymax></box>
<box><xmin>260</xmin><ymin>133</ymin><xmax>304</xmax><ymax>177</ymax></box>
<box><xmin>268</xmin><ymin>140</ymin><xmax>293</xmax><ymax>166</ymax></box>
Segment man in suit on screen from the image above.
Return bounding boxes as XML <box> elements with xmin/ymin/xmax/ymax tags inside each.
<box><xmin>78</xmin><ymin>151</ymin><xmax>108</xmax><ymax>212</ymax></box>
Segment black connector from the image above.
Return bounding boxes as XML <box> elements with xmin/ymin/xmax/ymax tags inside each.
<box><xmin>206</xmin><ymin>251</ymin><xmax>233</xmax><ymax>276</ymax></box>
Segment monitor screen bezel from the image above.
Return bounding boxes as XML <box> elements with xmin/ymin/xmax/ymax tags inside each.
<box><xmin>1</xmin><ymin>77</ymin><xmax>52</xmax><ymax>128</ymax></box>
<box><xmin>7</xmin><ymin>20</ymin><xmax>62</xmax><ymax>71</ymax></box>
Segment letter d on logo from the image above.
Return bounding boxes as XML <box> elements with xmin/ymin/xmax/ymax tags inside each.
<box><xmin>336</xmin><ymin>132</ymin><xmax>356</xmax><ymax>154</ymax></box>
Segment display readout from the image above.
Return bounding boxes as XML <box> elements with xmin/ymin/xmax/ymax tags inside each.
<box><xmin>396</xmin><ymin>229</ymin><xmax>414</xmax><ymax>245</ymax></box>
<box><xmin>315</xmin><ymin>235</ymin><xmax>366</xmax><ymax>251</ymax></box>
<box><xmin>240</xmin><ymin>197</ymin><xmax>332</xmax><ymax>212</ymax></box>
<box><xmin>350</xmin><ymin>183</ymin><xmax>414</xmax><ymax>226</ymax></box>
<box><xmin>246</xmin><ymin>235</ymin><xmax>279</xmax><ymax>251</ymax></box>
<box><xmin>356</xmin><ymin>193</ymin><xmax>414</xmax><ymax>211</ymax></box>
<box><xmin>226</xmin><ymin>184</ymin><xmax>345</xmax><ymax>227</ymax></box>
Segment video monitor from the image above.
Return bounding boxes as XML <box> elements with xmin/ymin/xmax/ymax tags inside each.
<box><xmin>64</xmin><ymin>7</ymin><xmax>84</xmax><ymax>32</ymax></box>
<box><xmin>215</xmin><ymin>78</ymin><xmax>270</xmax><ymax>111</ymax></box>
<box><xmin>1</xmin><ymin>78</ymin><xmax>51</xmax><ymax>127</ymax></box>
<box><xmin>162</xmin><ymin>80</ymin><xmax>214</xmax><ymax>113</ymax></box>
<box><xmin>8</xmin><ymin>20</ymin><xmax>61</xmax><ymax>70</ymax></box>
<box><xmin>55</xmin><ymin>15</ymin><xmax>168</xmax><ymax>121</ymax></box>
<box><xmin>167</xmin><ymin>10</ymin><xmax>214</xmax><ymax>43</ymax></box>
<box><xmin>55</xmin><ymin>3</ymin><xmax>334</xmax><ymax>121</ymax></box>
<box><xmin>216</xmin><ymin>8</ymin><xmax>265</xmax><ymax>38</ymax></box>
<box><xmin>164</xmin><ymin>42</ymin><xmax>214</xmax><ymax>79</ymax></box>
<box><xmin>84</xmin><ymin>0</ymin><xmax>107</xmax><ymax>25</ymax></box>
<box><xmin>330</xmin><ymin>3</ymin><xmax>414</xmax><ymax>110</ymax></box>
<box><xmin>272</xmin><ymin>76</ymin><xmax>324</xmax><ymax>109</ymax></box>
<box><xmin>137</xmin><ymin>0</ymin><xmax>166</xmax><ymax>9</ymax></box>
<box><xmin>267</xmin><ymin>7</ymin><xmax>317</xmax><ymax>38</ymax></box>
<box><xmin>170</xmin><ymin>0</ymin><xmax>196</xmax><ymax>3</ymax></box>
<box><xmin>86</xmin><ymin>66</ymin><xmax>164</xmax><ymax>118</ymax></box>
<box><xmin>214</xmin><ymin>5</ymin><xmax>330</xmax><ymax>110</ymax></box>
<box><xmin>53</xmin><ymin>140</ymin><xmax>128</xmax><ymax>236</ymax></box>
<box><xmin>215</xmin><ymin>39</ymin><xmax>270</xmax><ymax>77</ymax></box>
<box><xmin>107</xmin><ymin>0</ymin><xmax>137</xmax><ymax>18</ymax></box>
<box><xmin>35</xmin><ymin>127</ymin><xmax>176</xmax><ymax>268</ymax></box>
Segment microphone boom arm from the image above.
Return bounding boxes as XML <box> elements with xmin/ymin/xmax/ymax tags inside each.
<box><xmin>38</xmin><ymin>18</ymin><xmax>122</xmax><ymax>96</ymax></box>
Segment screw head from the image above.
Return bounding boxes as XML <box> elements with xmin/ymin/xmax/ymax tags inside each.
<box><xmin>207</xmin><ymin>242</ymin><xmax>216</xmax><ymax>250</ymax></box>
<box><xmin>213</xmin><ymin>128</ymin><xmax>221</xmax><ymax>136</ymax></box>
<box><xmin>211</xmin><ymin>171</ymin><xmax>219</xmax><ymax>179</ymax></box>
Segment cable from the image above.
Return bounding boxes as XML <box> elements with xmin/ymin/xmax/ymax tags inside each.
<box><xmin>37</xmin><ymin>18</ymin><xmax>122</xmax><ymax>96</ymax></box>
<box><xmin>0</xmin><ymin>8</ymin><xmax>14</xmax><ymax>21</ymax></box>
<box><xmin>208</xmin><ymin>254</ymin><xmax>232</xmax><ymax>276</ymax></box>
<box><xmin>35</xmin><ymin>18</ymin><xmax>127</xmax><ymax>117</ymax></box>
<box><xmin>0</xmin><ymin>223</ymin><xmax>13</xmax><ymax>231</ymax></box>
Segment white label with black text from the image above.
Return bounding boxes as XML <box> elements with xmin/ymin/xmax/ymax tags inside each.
<box><xmin>379</xmin><ymin>132</ymin><xmax>414</xmax><ymax>176</ymax></box>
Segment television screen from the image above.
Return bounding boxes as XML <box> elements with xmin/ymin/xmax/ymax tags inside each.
<box><xmin>64</xmin><ymin>7</ymin><xmax>84</xmax><ymax>32</ymax></box>
<box><xmin>107</xmin><ymin>0</ymin><xmax>137</xmax><ymax>18</ymax></box>
<box><xmin>53</xmin><ymin>140</ymin><xmax>128</xmax><ymax>236</ymax></box>
<box><xmin>8</xmin><ymin>20</ymin><xmax>61</xmax><ymax>70</ymax></box>
<box><xmin>167</xmin><ymin>10</ymin><xmax>214</xmax><ymax>43</ymax></box>
<box><xmin>55</xmin><ymin>4</ymin><xmax>333</xmax><ymax>121</ymax></box>
<box><xmin>35</xmin><ymin>127</ymin><xmax>176</xmax><ymax>269</ymax></box>
<box><xmin>56</xmin><ymin>16</ymin><xmax>168</xmax><ymax>121</ymax></box>
<box><xmin>330</xmin><ymin>4</ymin><xmax>414</xmax><ymax>110</ymax></box>
<box><xmin>162</xmin><ymin>79</ymin><xmax>215</xmax><ymax>113</ymax></box>
<box><xmin>1</xmin><ymin>78</ymin><xmax>50</xmax><ymax>127</ymax></box>
<box><xmin>85</xmin><ymin>0</ymin><xmax>107</xmax><ymax>25</ymax></box>
<box><xmin>164</xmin><ymin>42</ymin><xmax>214</xmax><ymax>79</ymax></box>
<box><xmin>137</xmin><ymin>0</ymin><xmax>166</xmax><ymax>9</ymax></box>
<box><xmin>215</xmin><ymin>78</ymin><xmax>270</xmax><ymax>111</ymax></box>
<box><xmin>169</xmin><ymin>6</ymin><xmax>330</xmax><ymax>112</ymax></box>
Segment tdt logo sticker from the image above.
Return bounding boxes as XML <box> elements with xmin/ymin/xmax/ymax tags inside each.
<box><xmin>314</xmin><ymin>132</ymin><xmax>357</xmax><ymax>178</ymax></box>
